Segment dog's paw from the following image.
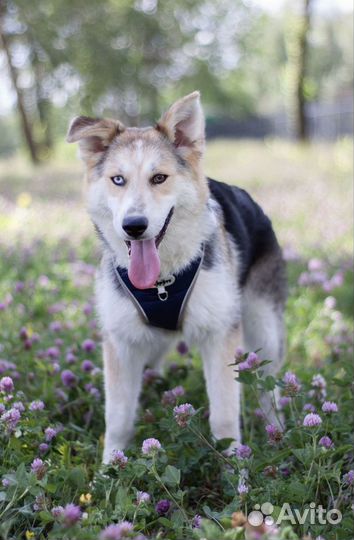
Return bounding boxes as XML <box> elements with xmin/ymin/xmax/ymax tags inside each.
<box><xmin>224</xmin><ymin>439</ymin><xmax>241</xmax><ymax>458</ymax></box>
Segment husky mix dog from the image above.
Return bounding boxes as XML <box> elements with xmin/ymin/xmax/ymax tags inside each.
<box><xmin>67</xmin><ymin>92</ymin><xmax>287</xmax><ymax>463</ymax></box>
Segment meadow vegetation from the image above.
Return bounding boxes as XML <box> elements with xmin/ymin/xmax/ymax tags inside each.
<box><xmin>0</xmin><ymin>139</ymin><xmax>353</xmax><ymax>540</ymax></box>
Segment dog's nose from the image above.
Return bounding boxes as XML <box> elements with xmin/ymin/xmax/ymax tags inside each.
<box><xmin>122</xmin><ymin>215</ymin><xmax>148</xmax><ymax>238</ymax></box>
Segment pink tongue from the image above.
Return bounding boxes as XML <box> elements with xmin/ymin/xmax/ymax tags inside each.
<box><xmin>128</xmin><ymin>239</ymin><xmax>161</xmax><ymax>289</ymax></box>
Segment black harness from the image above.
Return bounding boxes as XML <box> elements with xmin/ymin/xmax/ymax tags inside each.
<box><xmin>114</xmin><ymin>246</ymin><xmax>204</xmax><ymax>331</ymax></box>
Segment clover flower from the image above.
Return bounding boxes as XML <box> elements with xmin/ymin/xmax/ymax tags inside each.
<box><xmin>110</xmin><ymin>450</ymin><xmax>128</xmax><ymax>468</ymax></box>
<box><xmin>81</xmin><ymin>339</ymin><xmax>96</xmax><ymax>353</ymax></box>
<box><xmin>0</xmin><ymin>360</ymin><xmax>16</xmax><ymax>374</ymax></box>
<box><xmin>44</xmin><ymin>427</ymin><xmax>57</xmax><ymax>442</ymax></box>
<box><xmin>136</xmin><ymin>491</ymin><xmax>150</xmax><ymax>505</ymax></box>
<box><xmin>1</xmin><ymin>407</ymin><xmax>21</xmax><ymax>430</ymax></box>
<box><xmin>237</xmin><ymin>469</ymin><xmax>249</xmax><ymax>497</ymax></box>
<box><xmin>161</xmin><ymin>390</ymin><xmax>177</xmax><ymax>405</ymax></box>
<box><xmin>55</xmin><ymin>388</ymin><xmax>68</xmax><ymax>402</ymax></box>
<box><xmin>264</xmin><ymin>465</ymin><xmax>278</xmax><ymax>477</ymax></box>
<box><xmin>310</xmin><ymin>374</ymin><xmax>327</xmax><ymax>399</ymax></box>
<box><xmin>61</xmin><ymin>369</ymin><xmax>77</xmax><ymax>388</ymax></box>
<box><xmin>324</xmin><ymin>296</ymin><xmax>336</xmax><ymax>310</ymax></box>
<box><xmin>141</xmin><ymin>438</ymin><xmax>162</xmax><ymax>455</ymax></box>
<box><xmin>81</xmin><ymin>360</ymin><xmax>94</xmax><ymax>372</ymax></box>
<box><xmin>155</xmin><ymin>499</ymin><xmax>171</xmax><ymax>515</ymax></box>
<box><xmin>322</xmin><ymin>401</ymin><xmax>338</xmax><ymax>413</ymax></box>
<box><xmin>33</xmin><ymin>494</ymin><xmax>47</xmax><ymax>511</ymax></box>
<box><xmin>66</xmin><ymin>352</ymin><xmax>77</xmax><ymax>364</ymax></box>
<box><xmin>283</xmin><ymin>371</ymin><xmax>301</xmax><ymax>396</ymax></box>
<box><xmin>312</xmin><ymin>374</ymin><xmax>326</xmax><ymax>388</ymax></box>
<box><xmin>309</xmin><ymin>258</ymin><xmax>325</xmax><ymax>271</ymax></box>
<box><xmin>49</xmin><ymin>321</ymin><xmax>63</xmax><ymax>332</ymax></box>
<box><xmin>176</xmin><ymin>341</ymin><xmax>189</xmax><ymax>355</ymax></box>
<box><xmin>19</xmin><ymin>327</ymin><xmax>28</xmax><ymax>340</ymax></box>
<box><xmin>265</xmin><ymin>424</ymin><xmax>283</xmax><ymax>444</ymax></box>
<box><xmin>192</xmin><ymin>514</ymin><xmax>202</xmax><ymax>528</ymax></box>
<box><xmin>100</xmin><ymin>521</ymin><xmax>134</xmax><ymax>540</ymax></box>
<box><xmin>319</xmin><ymin>436</ymin><xmax>334</xmax><ymax>449</ymax></box>
<box><xmin>83</xmin><ymin>303</ymin><xmax>93</xmax><ymax>316</ymax></box>
<box><xmin>0</xmin><ymin>376</ymin><xmax>14</xmax><ymax>393</ymax></box>
<box><xmin>31</xmin><ymin>458</ymin><xmax>47</xmax><ymax>479</ymax></box>
<box><xmin>342</xmin><ymin>470</ymin><xmax>354</xmax><ymax>486</ymax></box>
<box><xmin>51</xmin><ymin>363</ymin><xmax>60</xmax><ymax>375</ymax></box>
<box><xmin>100</xmin><ymin>524</ymin><xmax>123</xmax><ymax>540</ymax></box>
<box><xmin>85</xmin><ymin>382</ymin><xmax>101</xmax><ymax>399</ymax></box>
<box><xmin>238</xmin><ymin>351</ymin><xmax>260</xmax><ymax>371</ymax></box>
<box><xmin>161</xmin><ymin>385</ymin><xmax>186</xmax><ymax>406</ymax></box>
<box><xmin>237</xmin><ymin>482</ymin><xmax>249</xmax><ymax>496</ymax></box>
<box><xmin>303</xmin><ymin>413</ymin><xmax>322</xmax><ymax>427</ymax></box>
<box><xmin>39</xmin><ymin>443</ymin><xmax>49</xmax><ymax>454</ymax></box>
<box><xmin>235</xmin><ymin>444</ymin><xmax>252</xmax><ymax>459</ymax></box>
<box><xmin>303</xmin><ymin>403</ymin><xmax>316</xmax><ymax>413</ymax></box>
<box><xmin>279</xmin><ymin>396</ymin><xmax>291</xmax><ymax>408</ymax></box>
<box><xmin>51</xmin><ymin>506</ymin><xmax>64</xmax><ymax>519</ymax></box>
<box><xmin>14</xmin><ymin>281</ymin><xmax>25</xmax><ymax>293</ymax></box>
<box><xmin>142</xmin><ymin>368</ymin><xmax>160</xmax><ymax>385</ymax></box>
<box><xmin>235</xmin><ymin>346</ymin><xmax>244</xmax><ymax>359</ymax></box>
<box><xmin>237</xmin><ymin>360</ymin><xmax>250</xmax><ymax>371</ymax></box>
<box><xmin>246</xmin><ymin>352</ymin><xmax>259</xmax><ymax>368</ymax></box>
<box><xmin>172</xmin><ymin>385</ymin><xmax>185</xmax><ymax>397</ymax></box>
<box><xmin>29</xmin><ymin>400</ymin><xmax>45</xmax><ymax>411</ymax></box>
<box><xmin>13</xmin><ymin>401</ymin><xmax>25</xmax><ymax>412</ymax></box>
<box><xmin>254</xmin><ymin>408</ymin><xmax>265</xmax><ymax>419</ymax></box>
<box><xmin>89</xmin><ymin>386</ymin><xmax>101</xmax><ymax>400</ymax></box>
<box><xmin>173</xmin><ymin>403</ymin><xmax>196</xmax><ymax>427</ymax></box>
<box><xmin>46</xmin><ymin>346</ymin><xmax>60</xmax><ymax>360</ymax></box>
<box><xmin>63</xmin><ymin>503</ymin><xmax>82</xmax><ymax>526</ymax></box>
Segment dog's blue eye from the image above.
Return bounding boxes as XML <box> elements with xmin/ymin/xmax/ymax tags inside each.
<box><xmin>111</xmin><ymin>175</ymin><xmax>126</xmax><ymax>186</ymax></box>
<box><xmin>151</xmin><ymin>174</ymin><xmax>168</xmax><ymax>185</ymax></box>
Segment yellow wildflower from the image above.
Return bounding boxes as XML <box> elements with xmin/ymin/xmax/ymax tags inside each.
<box><xmin>17</xmin><ymin>192</ymin><xmax>32</xmax><ymax>208</ymax></box>
<box><xmin>79</xmin><ymin>493</ymin><xmax>92</xmax><ymax>504</ymax></box>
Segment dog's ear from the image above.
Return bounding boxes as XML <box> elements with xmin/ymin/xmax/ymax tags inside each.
<box><xmin>156</xmin><ymin>91</ymin><xmax>205</xmax><ymax>156</ymax></box>
<box><xmin>66</xmin><ymin>116</ymin><xmax>125</xmax><ymax>163</ymax></box>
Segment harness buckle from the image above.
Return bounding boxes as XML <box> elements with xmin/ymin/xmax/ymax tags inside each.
<box><xmin>157</xmin><ymin>285</ymin><xmax>168</xmax><ymax>301</ymax></box>
<box><xmin>155</xmin><ymin>275</ymin><xmax>175</xmax><ymax>302</ymax></box>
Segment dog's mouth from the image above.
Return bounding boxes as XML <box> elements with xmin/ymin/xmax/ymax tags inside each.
<box><xmin>125</xmin><ymin>207</ymin><xmax>174</xmax><ymax>290</ymax></box>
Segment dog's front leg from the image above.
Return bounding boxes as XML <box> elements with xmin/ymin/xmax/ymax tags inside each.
<box><xmin>200</xmin><ymin>327</ymin><xmax>242</xmax><ymax>450</ymax></box>
<box><xmin>102</xmin><ymin>337</ymin><xmax>145</xmax><ymax>463</ymax></box>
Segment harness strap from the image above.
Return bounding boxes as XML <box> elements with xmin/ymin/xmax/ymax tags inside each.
<box><xmin>114</xmin><ymin>245</ymin><xmax>204</xmax><ymax>331</ymax></box>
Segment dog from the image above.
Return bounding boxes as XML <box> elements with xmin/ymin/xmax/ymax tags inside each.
<box><xmin>67</xmin><ymin>91</ymin><xmax>287</xmax><ymax>463</ymax></box>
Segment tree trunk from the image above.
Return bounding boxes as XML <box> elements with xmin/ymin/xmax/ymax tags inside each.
<box><xmin>0</xmin><ymin>12</ymin><xmax>39</xmax><ymax>163</ymax></box>
<box><xmin>31</xmin><ymin>39</ymin><xmax>53</xmax><ymax>153</ymax></box>
<box><xmin>296</xmin><ymin>0</ymin><xmax>312</xmax><ymax>141</ymax></box>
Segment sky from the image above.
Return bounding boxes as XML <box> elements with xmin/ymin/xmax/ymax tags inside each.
<box><xmin>249</xmin><ymin>0</ymin><xmax>353</xmax><ymax>13</ymax></box>
<box><xmin>1</xmin><ymin>0</ymin><xmax>353</xmax><ymax>116</ymax></box>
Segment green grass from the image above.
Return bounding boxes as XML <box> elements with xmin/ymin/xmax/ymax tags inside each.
<box><xmin>0</xmin><ymin>138</ymin><xmax>352</xmax><ymax>253</ymax></box>
<box><xmin>0</xmin><ymin>139</ymin><xmax>353</xmax><ymax>540</ymax></box>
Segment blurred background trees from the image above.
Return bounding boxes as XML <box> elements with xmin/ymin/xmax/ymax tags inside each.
<box><xmin>0</xmin><ymin>0</ymin><xmax>352</xmax><ymax>162</ymax></box>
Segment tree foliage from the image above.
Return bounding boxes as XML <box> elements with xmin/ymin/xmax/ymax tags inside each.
<box><xmin>0</xmin><ymin>0</ymin><xmax>352</xmax><ymax>160</ymax></box>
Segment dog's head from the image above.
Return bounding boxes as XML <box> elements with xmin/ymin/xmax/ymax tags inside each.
<box><xmin>67</xmin><ymin>92</ymin><xmax>208</xmax><ymax>289</ymax></box>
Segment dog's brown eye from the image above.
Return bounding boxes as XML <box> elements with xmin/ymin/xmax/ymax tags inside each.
<box><xmin>111</xmin><ymin>175</ymin><xmax>126</xmax><ymax>186</ymax></box>
<box><xmin>151</xmin><ymin>174</ymin><xmax>168</xmax><ymax>185</ymax></box>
